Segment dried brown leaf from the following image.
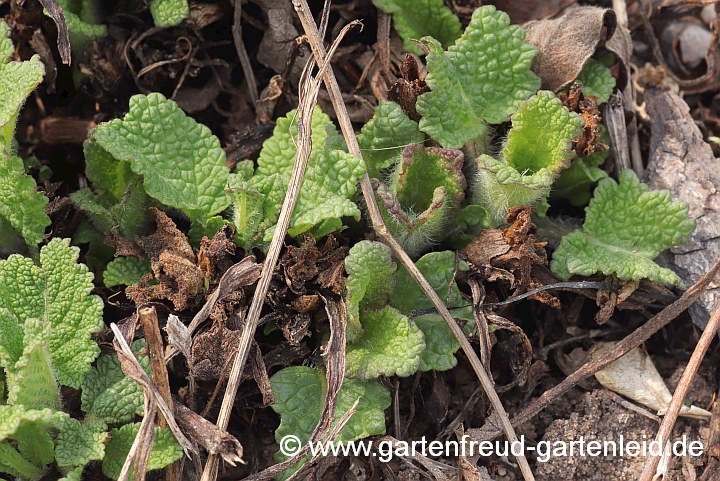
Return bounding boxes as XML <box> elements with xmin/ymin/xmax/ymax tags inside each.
<box><xmin>524</xmin><ymin>6</ymin><xmax>630</xmax><ymax>93</ymax></box>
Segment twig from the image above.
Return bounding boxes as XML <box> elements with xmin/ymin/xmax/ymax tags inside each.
<box><xmin>232</xmin><ymin>0</ymin><xmax>259</xmax><ymax>105</ymax></box>
<box><xmin>471</xmin><ymin>257</ymin><xmax>720</xmax><ymax>441</ymax></box>
<box><xmin>138</xmin><ymin>306</ymin><xmax>181</xmax><ymax>481</ymax></box>
<box><xmin>638</xmin><ymin>303</ymin><xmax>720</xmax><ymax>481</ymax></box>
<box><xmin>292</xmin><ymin>2</ymin><xmax>535</xmax><ymax>480</ymax></box>
<box><xmin>199</xmin><ymin>19</ymin><xmax>360</xmax><ymax>481</ymax></box>
<box><xmin>698</xmin><ymin>387</ymin><xmax>720</xmax><ymax>480</ymax></box>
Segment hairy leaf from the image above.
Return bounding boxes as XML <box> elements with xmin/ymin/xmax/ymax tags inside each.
<box><xmin>346</xmin><ymin>306</ymin><xmax>425</xmax><ymax>379</ymax></box>
<box><xmin>102</xmin><ymin>423</ymin><xmax>183</xmax><ymax>480</ymax></box>
<box><xmin>55</xmin><ymin>418</ymin><xmax>108</xmax><ymax>467</ymax></box>
<box><xmin>390</xmin><ymin>251</ymin><xmax>472</xmax><ymax>371</ymax></box>
<box><xmin>150</xmin><ymin>0</ymin><xmax>189</xmax><ymax>27</ymax></box>
<box><xmin>270</xmin><ymin>366</ymin><xmax>390</xmax><ymax>479</ymax></box>
<box><xmin>575</xmin><ymin>59</ymin><xmax>616</xmax><ymax>103</ymax></box>
<box><xmin>473</xmin><ymin>91</ymin><xmax>584</xmax><ymax>223</ymax></box>
<box><xmin>551</xmin><ymin>170</ymin><xmax>695</xmax><ymax>285</ymax></box>
<box><xmin>0</xmin><ymin>156</ymin><xmax>50</xmax><ymax>247</ymax></box>
<box><xmin>81</xmin><ymin>340</ymin><xmax>150</xmax><ymax>423</ymax></box>
<box><xmin>357</xmin><ymin>101</ymin><xmax>424</xmax><ymax>177</ymax></box>
<box><xmin>416</xmin><ymin>6</ymin><xmax>540</xmax><ymax>148</ymax></box>
<box><xmin>236</xmin><ymin>107</ymin><xmax>365</xmax><ymax>247</ymax></box>
<box><xmin>0</xmin><ymin>239</ymin><xmax>104</xmax><ymax>388</ymax></box>
<box><xmin>372</xmin><ymin>0</ymin><xmax>462</xmax><ymax>55</ymax></box>
<box><xmin>103</xmin><ymin>257</ymin><xmax>151</xmax><ymax>287</ymax></box>
<box><xmin>90</xmin><ymin>93</ymin><xmax>231</xmax><ymax>221</ymax></box>
<box><xmin>378</xmin><ymin>145</ymin><xmax>466</xmax><ymax>257</ymax></box>
<box><xmin>552</xmin><ymin>147</ymin><xmax>609</xmax><ymax>207</ymax></box>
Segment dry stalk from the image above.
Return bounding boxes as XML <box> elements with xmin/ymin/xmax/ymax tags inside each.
<box><xmin>638</xmin><ymin>303</ymin><xmax>720</xmax><ymax>481</ymax></box>
<box><xmin>199</xmin><ymin>19</ymin><xmax>360</xmax><ymax>481</ymax></box>
<box><xmin>232</xmin><ymin>0</ymin><xmax>259</xmax><ymax>104</ymax></box>
<box><xmin>292</xmin><ymin>1</ymin><xmax>535</xmax><ymax>480</ymax></box>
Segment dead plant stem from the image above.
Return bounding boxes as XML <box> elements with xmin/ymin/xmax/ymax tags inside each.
<box><xmin>292</xmin><ymin>1</ymin><xmax>535</xmax><ymax>480</ymax></box>
<box><xmin>638</xmin><ymin>303</ymin><xmax>720</xmax><ymax>481</ymax></box>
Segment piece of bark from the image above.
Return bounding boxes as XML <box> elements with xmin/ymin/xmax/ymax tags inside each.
<box><xmin>645</xmin><ymin>89</ymin><xmax>720</xmax><ymax>329</ymax></box>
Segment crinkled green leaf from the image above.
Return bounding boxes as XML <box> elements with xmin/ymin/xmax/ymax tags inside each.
<box><xmin>0</xmin><ymin>309</ymin><xmax>23</xmax><ymax>370</ymax></box>
<box><xmin>0</xmin><ymin>157</ymin><xmax>50</xmax><ymax>249</ymax></box>
<box><xmin>416</xmin><ymin>6</ymin><xmax>540</xmax><ymax>148</ymax></box>
<box><xmin>14</xmin><ymin>421</ymin><xmax>54</xmax><ymax>468</ymax></box>
<box><xmin>378</xmin><ymin>145</ymin><xmax>466</xmax><ymax>257</ymax></box>
<box><xmin>551</xmin><ymin>170</ymin><xmax>695</xmax><ymax>286</ymax></box>
<box><xmin>575</xmin><ymin>59</ymin><xmax>616</xmax><ymax>104</ymax></box>
<box><xmin>346</xmin><ymin>306</ymin><xmax>425</xmax><ymax>379</ymax></box>
<box><xmin>390</xmin><ymin>251</ymin><xmax>472</xmax><ymax>371</ymax></box>
<box><xmin>552</xmin><ymin>149</ymin><xmax>609</xmax><ymax>207</ymax></box>
<box><xmin>150</xmin><ymin>0</ymin><xmax>190</xmax><ymax>27</ymax></box>
<box><xmin>84</xmin><ymin>140</ymin><xmax>135</xmax><ymax>202</ymax></box>
<box><xmin>103</xmin><ymin>257</ymin><xmax>151</xmax><ymax>287</ymax></box>
<box><xmin>6</xmin><ymin>318</ymin><xmax>59</xmax><ymax>410</ymax></box>
<box><xmin>0</xmin><ymin>441</ymin><xmax>46</xmax><ymax>480</ymax></box>
<box><xmin>372</xmin><ymin>0</ymin><xmax>462</xmax><ymax>55</ymax></box>
<box><xmin>71</xmin><ymin>181</ymin><xmax>151</xmax><ymax>240</ymax></box>
<box><xmin>0</xmin><ymin>22</ymin><xmax>12</xmax><ymax>63</ymax></box>
<box><xmin>473</xmin><ymin>91</ymin><xmax>584</xmax><ymax>223</ymax></box>
<box><xmin>270</xmin><ymin>366</ymin><xmax>390</xmax><ymax>479</ymax></box>
<box><xmin>81</xmin><ymin>340</ymin><xmax>150</xmax><ymax>423</ymax></box>
<box><xmin>102</xmin><ymin>423</ymin><xmax>183</xmax><ymax>481</ymax></box>
<box><xmin>59</xmin><ymin>466</ymin><xmax>85</xmax><ymax>481</ymax></box>
<box><xmin>344</xmin><ymin>241</ymin><xmax>396</xmax><ymax>342</ymax></box>
<box><xmin>0</xmin><ymin>23</ymin><xmax>45</xmax><ymax>134</ymax></box>
<box><xmin>55</xmin><ymin>418</ymin><xmax>108</xmax><ymax>467</ymax></box>
<box><xmin>0</xmin><ymin>405</ymin><xmax>68</xmax><ymax>442</ymax></box>
<box><xmin>239</xmin><ymin>107</ymin><xmax>365</xmax><ymax>246</ymax></box>
<box><xmin>90</xmin><ymin>93</ymin><xmax>230</xmax><ymax>221</ymax></box>
<box><xmin>357</xmin><ymin>102</ymin><xmax>424</xmax><ymax>176</ymax></box>
<box><xmin>0</xmin><ymin>238</ymin><xmax>104</xmax><ymax>388</ymax></box>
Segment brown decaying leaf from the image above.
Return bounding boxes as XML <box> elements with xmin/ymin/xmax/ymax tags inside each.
<box><xmin>524</xmin><ymin>6</ymin><xmax>631</xmax><ymax>94</ymax></box>
<box><xmin>489</xmin><ymin>0</ymin><xmax>578</xmax><ymax>24</ymax></box>
<box><xmin>37</xmin><ymin>0</ymin><xmax>71</xmax><ymax>65</ymax></box>
<box><xmin>557</xmin><ymin>84</ymin><xmax>606</xmax><ymax>157</ymax></box>
<box><xmin>461</xmin><ymin>206</ymin><xmax>557</xmax><ymax>307</ymax></box>
<box><xmin>387</xmin><ymin>55</ymin><xmax>429</xmax><ymax>122</ymax></box>
<box><xmin>126</xmin><ymin>208</ymin><xmax>204</xmax><ymax>311</ymax></box>
<box><xmin>197</xmin><ymin>225</ymin><xmax>236</xmax><ymax>286</ymax></box>
<box><xmin>645</xmin><ymin>89</ymin><xmax>720</xmax><ymax>330</ymax></box>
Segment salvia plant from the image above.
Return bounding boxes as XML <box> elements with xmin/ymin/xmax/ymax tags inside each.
<box><xmin>0</xmin><ymin>3</ymin><xmax>696</xmax><ymax>480</ymax></box>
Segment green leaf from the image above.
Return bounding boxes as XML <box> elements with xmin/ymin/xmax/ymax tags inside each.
<box><xmin>188</xmin><ymin>216</ymin><xmax>232</xmax><ymax>247</ymax></box>
<box><xmin>0</xmin><ymin>405</ymin><xmax>68</xmax><ymax>442</ymax></box>
<box><xmin>102</xmin><ymin>423</ymin><xmax>183</xmax><ymax>481</ymax></box>
<box><xmin>344</xmin><ymin>241</ymin><xmax>396</xmax><ymax>342</ymax></box>
<box><xmin>0</xmin><ymin>21</ymin><xmax>45</xmax><ymax>140</ymax></box>
<box><xmin>473</xmin><ymin>91</ymin><xmax>584</xmax><ymax>223</ymax></box>
<box><xmin>390</xmin><ymin>251</ymin><xmax>472</xmax><ymax>371</ymax></box>
<box><xmin>55</xmin><ymin>418</ymin><xmax>108</xmax><ymax>468</ymax></box>
<box><xmin>81</xmin><ymin>340</ymin><xmax>150</xmax><ymax>424</ymax></box>
<box><xmin>237</xmin><ymin>107</ymin><xmax>366</xmax><ymax>246</ymax></box>
<box><xmin>0</xmin><ymin>309</ymin><xmax>23</xmax><ymax>370</ymax></box>
<box><xmin>372</xmin><ymin>0</ymin><xmax>462</xmax><ymax>55</ymax></box>
<box><xmin>0</xmin><ymin>158</ymin><xmax>50</xmax><ymax>250</ymax></box>
<box><xmin>416</xmin><ymin>6</ymin><xmax>540</xmax><ymax>148</ymax></box>
<box><xmin>357</xmin><ymin>101</ymin><xmax>425</xmax><ymax>177</ymax></box>
<box><xmin>89</xmin><ymin>93</ymin><xmax>231</xmax><ymax>221</ymax></box>
<box><xmin>5</xmin><ymin>318</ymin><xmax>60</xmax><ymax>411</ymax></box>
<box><xmin>346</xmin><ymin>306</ymin><xmax>425</xmax><ymax>379</ymax></box>
<box><xmin>150</xmin><ymin>0</ymin><xmax>190</xmax><ymax>27</ymax></box>
<box><xmin>0</xmin><ymin>441</ymin><xmax>46</xmax><ymax>480</ymax></box>
<box><xmin>270</xmin><ymin>366</ymin><xmax>390</xmax><ymax>479</ymax></box>
<box><xmin>103</xmin><ymin>257</ymin><xmax>151</xmax><ymax>287</ymax></box>
<box><xmin>378</xmin><ymin>145</ymin><xmax>466</xmax><ymax>256</ymax></box>
<box><xmin>551</xmin><ymin>170</ymin><xmax>695</xmax><ymax>286</ymax></box>
<box><xmin>0</xmin><ymin>238</ymin><xmax>104</xmax><ymax>388</ymax></box>
<box><xmin>552</xmin><ymin>149</ymin><xmax>609</xmax><ymax>207</ymax></box>
<box><xmin>59</xmin><ymin>466</ymin><xmax>85</xmax><ymax>481</ymax></box>
<box><xmin>575</xmin><ymin>59</ymin><xmax>616</xmax><ymax>104</ymax></box>
<box><xmin>54</xmin><ymin>0</ymin><xmax>107</xmax><ymax>53</ymax></box>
